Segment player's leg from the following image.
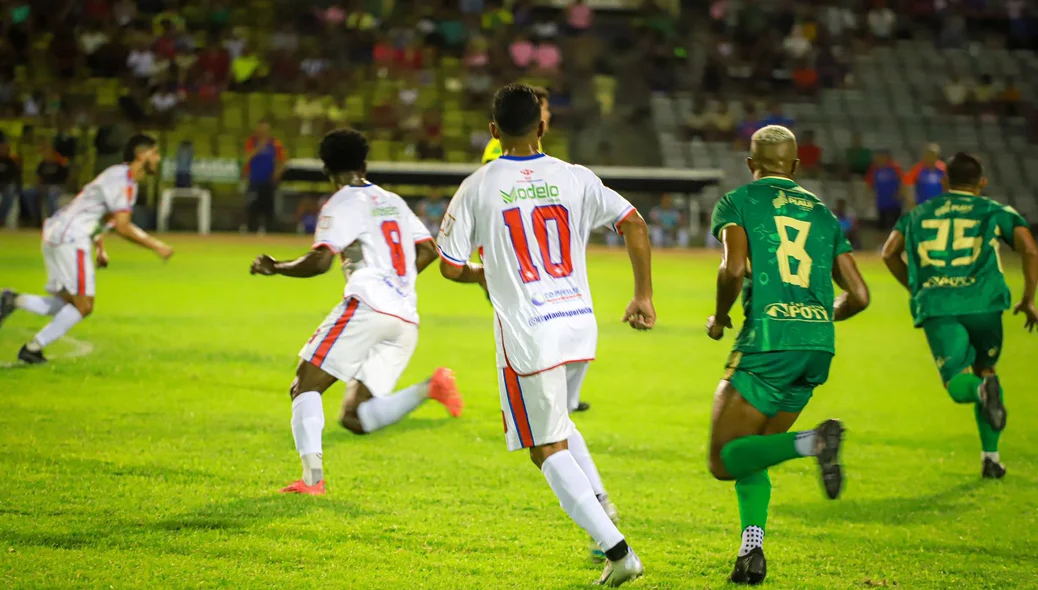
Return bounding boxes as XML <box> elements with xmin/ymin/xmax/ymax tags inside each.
<box><xmin>502</xmin><ymin>366</ymin><xmax>641</xmax><ymax>585</ymax></box>
<box><xmin>566</xmin><ymin>357</ymin><xmax>590</xmax><ymax>412</ymax></box>
<box><xmin>284</xmin><ymin>359</ymin><xmax>338</xmax><ymax>493</ymax></box>
<box><xmin>964</xmin><ymin>312</ymin><xmax>1007</xmax><ymax>478</ymax></box>
<box><xmin>20</xmin><ymin>244</ymin><xmax>95</xmax><ymax>364</ymax></box>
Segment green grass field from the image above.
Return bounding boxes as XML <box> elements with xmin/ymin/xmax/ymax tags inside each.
<box><xmin>1</xmin><ymin>231</ymin><xmax>1036</xmax><ymax>589</ymax></box>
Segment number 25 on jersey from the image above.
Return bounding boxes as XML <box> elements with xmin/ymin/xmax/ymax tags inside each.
<box><xmin>503</xmin><ymin>205</ymin><xmax>573</xmax><ymax>283</ymax></box>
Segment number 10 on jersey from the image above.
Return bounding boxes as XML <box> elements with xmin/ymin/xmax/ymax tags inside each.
<box><xmin>503</xmin><ymin>205</ymin><xmax>574</xmax><ymax>283</ymax></box>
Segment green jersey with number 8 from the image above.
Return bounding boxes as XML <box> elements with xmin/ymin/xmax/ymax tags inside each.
<box><xmin>895</xmin><ymin>191</ymin><xmax>1028</xmax><ymax>327</ymax></box>
<box><xmin>711</xmin><ymin>177</ymin><xmax>854</xmax><ymax>353</ymax></box>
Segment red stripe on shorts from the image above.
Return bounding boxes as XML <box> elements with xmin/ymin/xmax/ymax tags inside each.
<box><xmin>310</xmin><ymin>298</ymin><xmax>360</xmax><ymax>367</ymax></box>
<box><xmin>76</xmin><ymin>249</ymin><xmax>86</xmax><ymax>296</ymax></box>
<box><xmin>503</xmin><ymin>366</ymin><xmax>534</xmax><ymax>448</ymax></box>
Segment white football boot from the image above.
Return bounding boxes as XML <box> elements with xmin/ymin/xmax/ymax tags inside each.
<box><xmin>596</xmin><ymin>548</ymin><xmax>643</xmax><ymax>587</ymax></box>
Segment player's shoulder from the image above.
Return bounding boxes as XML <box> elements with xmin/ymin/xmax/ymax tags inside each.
<box><xmin>99</xmin><ymin>163</ymin><xmax>131</xmax><ymax>184</ymax></box>
<box><xmin>324</xmin><ymin>185</ymin><xmax>369</xmax><ymax>212</ymax></box>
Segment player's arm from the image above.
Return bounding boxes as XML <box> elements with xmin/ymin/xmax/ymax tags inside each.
<box><xmin>707</xmin><ymin>224</ymin><xmax>747</xmax><ymax>340</ymax></box>
<box><xmin>618</xmin><ymin>212</ymin><xmax>655</xmax><ymax>331</ymax></box>
<box><xmin>110</xmin><ymin>209</ymin><xmax>173</xmax><ymax>260</ymax></box>
<box><xmin>881</xmin><ymin>229</ymin><xmax>910</xmax><ymax>291</ymax></box>
<box><xmin>832</xmin><ymin>253</ymin><xmax>870</xmax><ymax>321</ymax></box>
<box><xmin>414</xmin><ymin>239</ymin><xmax>438</xmax><ymax>274</ymax></box>
<box><xmin>251</xmin><ymin>245</ymin><xmax>335</xmax><ymax>278</ymax></box>
<box><xmin>1011</xmin><ymin>226</ymin><xmax>1038</xmax><ymax>331</ymax></box>
<box><xmin>439</xmin><ymin>257</ymin><xmax>484</xmax><ymax>284</ymax></box>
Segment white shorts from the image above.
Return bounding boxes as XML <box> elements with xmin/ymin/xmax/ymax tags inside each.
<box><xmin>43</xmin><ymin>239</ymin><xmax>95</xmax><ymax>297</ymax></box>
<box><xmin>499</xmin><ymin>362</ymin><xmax>587</xmax><ymax>452</ymax></box>
<box><xmin>299</xmin><ymin>297</ymin><xmax>418</xmax><ymax>397</ymax></box>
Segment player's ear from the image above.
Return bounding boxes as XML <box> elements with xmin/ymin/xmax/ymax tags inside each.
<box><xmin>745</xmin><ymin>157</ymin><xmax>754</xmax><ymax>175</ymax></box>
<box><xmin>536</xmin><ymin>119</ymin><xmax>545</xmax><ymax>139</ymax></box>
<box><xmin>978</xmin><ymin>176</ymin><xmax>988</xmax><ymax>194</ymax></box>
<box><xmin>790</xmin><ymin>158</ymin><xmax>799</xmax><ymax>177</ymax></box>
<box><xmin>489</xmin><ymin>122</ymin><xmax>500</xmax><ymax>140</ymax></box>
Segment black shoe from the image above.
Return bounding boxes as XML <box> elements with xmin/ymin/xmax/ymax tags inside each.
<box><xmin>729</xmin><ymin>547</ymin><xmax>767</xmax><ymax>585</ymax></box>
<box><xmin>574</xmin><ymin>401</ymin><xmax>591</xmax><ymax>412</ymax></box>
<box><xmin>17</xmin><ymin>345</ymin><xmax>47</xmax><ymax>365</ymax></box>
<box><xmin>815</xmin><ymin>419</ymin><xmax>845</xmax><ymax>500</ymax></box>
<box><xmin>979</xmin><ymin>375</ymin><xmax>1006</xmax><ymax>432</ymax></box>
<box><xmin>982</xmin><ymin>458</ymin><xmax>1006</xmax><ymax>479</ymax></box>
<box><xmin>0</xmin><ymin>289</ymin><xmax>16</xmax><ymax>327</ymax></box>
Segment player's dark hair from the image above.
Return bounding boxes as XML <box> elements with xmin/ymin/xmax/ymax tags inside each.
<box><xmin>531</xmin><ymin>86</ymin><xmax>550</xmax><ymax>103</ymax></box>
<box><xmin>492</xmin><ymin>83</ymin><xmax>542</xmax><ymax>137</ymax></box>
<box><xmin>123</xmin><ymin>134</ymin><xmax>157</xmax><ymax>163</ymax></box>
<box><xmin>946</xmin><ymin>152</ymin><xmax>983</xmax><ymax>187</ymax></box>
<box><xmin>319</xmin><ymin>128</ymin><xmax>369</xmax><ymax>174</ymax></box>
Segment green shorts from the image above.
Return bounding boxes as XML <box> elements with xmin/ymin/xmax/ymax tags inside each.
<box><xmin>920</xmin><ymin>312</ymin><xmax>1003</xmax><ymax>384</ymax></box>
<box><xmin>723</xmin><ymin>350</ymin><xmax>834</xmax><ymax>417</ymax></box>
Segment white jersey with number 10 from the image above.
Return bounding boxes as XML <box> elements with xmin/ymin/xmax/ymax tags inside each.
<box><xmin>437</xmin><ymin>153</ymin><xmax>636</xmax><ymax>375</ymax></box>
<box><xmin>313</xmin><ymin>183</ymin><xmax>433</xmax><ymax>325</ymax></box>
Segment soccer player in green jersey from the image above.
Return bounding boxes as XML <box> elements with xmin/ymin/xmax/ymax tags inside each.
<box><xmin>707</xmin><ymin>125</ymin><xmax>871</xmax><ymax>585</ymax></box>
<box><xmin>882</xmin><ymin>152</ymin><xmax>1038</xmax><ymax>480</ymax></box>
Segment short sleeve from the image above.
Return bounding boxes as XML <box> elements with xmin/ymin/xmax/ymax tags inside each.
<box><xmin>710</xmin><ymin>192</ymin><xmax>742</xmax><ymax>239</ymax></box>
<box><xmin>893</xmin><ymin>212</ymin><xmax>910</xmax><ymax>235</ymax></box>
<box><xmin>834</xmin><ymin>221</ymin><xmax>854</xmax><ymax>257</ymax></box>
<box><xmin>103</xmin><ymin>176</ymin><xmax>136</xmax><ymax>214</ymax></box>
<box><xmin>577</xmin><ymin>166</ymin><xmax>635</xmax><ymax>233</ymax></box>
<box><xmin>313</xmin><ymin>199</ymin><xmax>364</xmax><ymax>253</ymax></box>
<box><xmin>995</xmin><ymin>204</ymin><xmax>1028</xmax><ymax>245</ymax></box>
<box><xmin>437</xmin><ymin>181</ymin><xmax>476</xmax><ymax>267</ymax></box>
<box><xmin>407</xmin><ymin>206</ymin><xmax>434</xmax><ymax>244</ymax></box>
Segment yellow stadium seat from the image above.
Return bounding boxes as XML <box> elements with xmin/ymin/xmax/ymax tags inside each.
<box><xmin>216</xmin><ymin>134</ymin><xmax>242</xmax><ymax>159</ymax></box>
<box><xmin>247</xmin><ymin>93</ymin><xmax>270</xmax><ymax>127</ymax></box>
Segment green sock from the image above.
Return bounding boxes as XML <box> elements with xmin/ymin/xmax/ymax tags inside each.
<box><xmin>947</xmin><ymin>373</ymin><xmax>982</xmax><ymax>404</ymax></box>
<box><xmin>721</xmin><ymin>432</ymin><xmax>807</xmax><ymax>480</ymax></box>
<box><xmin>974</xmin><ymin>385</ymin><xmax>1004</xmax><ymax>453</ymax></box>
<box><xmin>735</xmin><ymin>470</ymin><xmax>771</xmax><ymax>532</ymax></box>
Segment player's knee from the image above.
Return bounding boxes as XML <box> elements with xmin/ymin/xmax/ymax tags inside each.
<box><xmin>72</xmin><ymin>297</ymin><xmax>93</xmax><ymax>317</ymax></box>
<box><xmin>288</xmin><ymin>377</ymin><xmax>301</xmax><ymax>399</ymax></box>
<box><xmin>709</xmin><ymin>453</ymin><xmax>733</xmax><ymax>481</ymax></box>
<box><xmin>339</xmin><ymin>412</ymin><xmax>367</xmax><ymax>435</ymax></box>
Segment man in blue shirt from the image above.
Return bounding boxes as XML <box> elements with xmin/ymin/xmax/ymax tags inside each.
<box><xmin>866</xmin><ymin>149</ymin><xmax>904</xmax><ymax>230</ymax></box>
<box><xmin>760</xmin><ymin>102</ymin><xmax>795</xmax><ymax>129</ymax></box>
<box><xmin>242</xmin><ymin>119</ymin><xmax>286</xmax><ymax>233</ymax></box>
<box><xmin>903</xmin><ymin>143</ymin><xmax>946</xmax><ymax>206</ymax></box>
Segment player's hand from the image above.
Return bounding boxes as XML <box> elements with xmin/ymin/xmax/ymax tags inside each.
<box><xmin>706</xmin><ymin>314</ymin><xmax>732</xmax><ymax>341</ymax></box>
<box><xmin>251</xmin><ymin>254</ymin><xmax>278</xmax><ymax>276</ymax></box>
<box><xmin>95</xmin><ymin>249</ymin><xmax>109</xmax><ymax>269</ymax></box>
<box><xmin>341</xmin><ymin>257</ymin><xmax>356</xmax><ymax>281</ymax></box>
<box><xmin>155</xmin><ymin>242</ymin><xmax>174</xmax><ymax>261</ymax></box>
<box><xmin>622</xmin><ymin>297</ymin><xmax>656</xmax><ymax>331</ymax></box>
<box><xmin>1013</xmin><ymin>299</ymin><xmax>1038</xmax><ymax>332</ymax></box>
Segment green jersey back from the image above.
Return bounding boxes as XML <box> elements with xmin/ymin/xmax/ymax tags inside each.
<box><xmin>711</xmin><ymin>177</ymin><xmax>853</xmax><ymax>354</ymax></box>
<box><xmin>896</xmin><ymin>192</ymin><xmax>1028</xmax><ymax>326</ymax></box>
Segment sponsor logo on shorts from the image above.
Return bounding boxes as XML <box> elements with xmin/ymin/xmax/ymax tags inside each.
<box><xmin>530</xmin><ymin>287</ymin><xmax>582</xmax><ymax>307</ymax></box>
<box><xmin>500</xmin><ymin>183</ymin><xmax>560</xmax><ymax>204</ymax></box>
<box><xmin>764</xmin><ymin>302</ymin><xmax>830</xmax><ymax>322</ymax></box>
<box><xmin>922</xmin><ymin>276</ymin><xmax>977</xmax><ymax>288</ymax></box>
<box><xmin>528</xmin><ymin>307</ymin><xmax>593</xmax><ymax>326</ymax></box>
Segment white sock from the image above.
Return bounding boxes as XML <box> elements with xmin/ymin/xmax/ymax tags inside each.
<box><xmin>739</xmin><ymin>526</ymin><xmax>764</xmax><ymax>556</ymax></box>
<box><xmin>291</xmin><ymin>391</ymin><xmax>324</xmax><ymax>485</ymax></box>
<box><xmin>794</xmin><ymin>431</ymin><xmax>818</xmax><ymax>457</ymax></box>
<box><xmin>982</xmin><ymin>451</ymin><xmax>1000</xmax><ymax>462</ymax></box>
<box><xmin>541</xmin><ymin>450</ymin><xmax>624</xmax><ymax>553</ymax></box>
<box><xmin>29</xmin><ymin>304</ymin><xmax>83</xmax><ymax>350</ymax></box>
<box><xmin>15</xmin><ymin>294</ymin><xmax>65</xmax><ymax>316</ymax></box>
<box><xmin>567</xmin><ymin>429</ymin><xmax>607</xmax><ymax>499</ymax></box>
<box><xmin>356</xmin><ymin>381</ymin><xmax>428</xmax><ymax>433</ymax></box>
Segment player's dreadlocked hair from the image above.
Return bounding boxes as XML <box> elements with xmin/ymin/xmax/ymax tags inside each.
<box><xmin>492</xmin><ymin>83</ymin><xmax>542</xmax><ymax>137</ymax></box>
<box><xmin>946</xmin><ymin>152</ymin><xmax>984</xmax><ymax>188</ymax></box>
<box><xmin>320</xmin><ymin>128</ymin><xmax>369</xmax><ymax>174</ymax></box>
<box><xmin>123</xmin><ymin>134</ymin><xmax>157</xmax><ymax>163</ymax></box>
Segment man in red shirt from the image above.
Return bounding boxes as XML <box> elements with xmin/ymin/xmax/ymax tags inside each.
<box><xmin>197</xmin><ymin>42</ymin><xmax>230</xmax><ymax>84</ymax></box>
<box><xmin>797</xmin><ymin>130</ymin><xmax>823</xmax><ymax>177</ymax></box>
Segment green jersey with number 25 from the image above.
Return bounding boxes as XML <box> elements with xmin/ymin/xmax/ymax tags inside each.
<box><xmin>895</xmin><ymin>192</ymin><xmax>1028</xmax><ymax>327</ymax></box>
<box><xmin>711</xmin><ymin>177</ymin><xmax>854</xmax><ymax>354</ymax></box>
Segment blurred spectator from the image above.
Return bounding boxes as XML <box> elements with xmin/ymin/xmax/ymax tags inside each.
<box><xmin>737</xmin><ymin>103</ymin><xmax>762</xmax><ymax>147</ymax></box>
<box><xmin>509</xmin><ymin>35</ymin><xmax>535</xmax><ymax>69</ymax></box>
<box><xmin>463</xmin><ymin>36</ymin><xmax>490</xmax><ymax>68</ymax></box>
<box><xmin>866</xmin><ymin>150</ymin><xmax>903</xmax><ymax>230</ymax></box>
<box><xmin>482</xmin><ymin>1</ymin><xmax>513</xmax><ymax>31</ymax></box>
<box><xmin>649</xmin><ymin>195</ymin><xmax>688</xmax><ymax>248</ymax></box>
<box><xmin>438</xmin><ymin>11</ymin><xmax>468</xmax><ymax>51</ymax></box>
<box><xmin>25</xmin><ymin>141</ymin><xmax>69</xmax><ymax>224</ymax></box>
<box><xmin>465</xmin><ymin>67</ymin><xmax>493</xmax><ymax>107</ymax></box>
<box><xmin>296</xmin><ymin>195</ymin><xmax>321</xmax><ymax>234</ymax></box>
<box><xmin>815</xmin><ymin>45</ymin><xmax>843</xmax><ymax>89</ymax></box>
<box><xmin>417</xmin><ymin>195</ymin><xmax>447</xmax><ymax>236</ymax></box>
<box><xmin>49</xmin><ymin>28</ymin><xmax>80</xmax><ymax>80</ymax></box>
<box><xmin>93</xmin><ymin>112</ymin><xmax>132</xmax><ymax>173</ymax></box>
<box><xmin>903</xmin><ymin>144</ymin><xmax>946</xmax><ymax>206</ymax></box>
<box><xmin>567</xmin><ymin>0</ymin><xmax>594</xmax><ymax>34</ymax></box>
<box><xmin>973</xmin><ymin>74</ymin><xmax>997</xmax><ymax>114</ymax></box>
<box><xmin>224</xmin><ymin>29</ymin><xmax>247</xmax><ymax>59</ymax></box>
<box><xmin>174</xmin><ymin>139</ymin><xmax>193</xmax><ymax>188</ymax></box>
<box><xmin>708</xmin><ymin>102</ymin><xmax>735</xmax><ymax>140</ymax></box>
<box><xmin>150</xmin><ymin>83</ymin><xmax>180</xmax><ymax>126</ymax></box>
<box><xmin>196</xmin><ymin>70</ymin><xmax>222</xmax><ymax>107</ymax></box>
<box><xmin>868</xmin><ymin>0</ymin><xmax>897</xmax><ymax>42</ymax></box>
<box><xmin>127</xmin><ymin>40</ymin><xmax>159</xmax><ymax>86</ymax></box>
<box><xmin>792</xmin><ymin>58</ymin><xmax>818</xmax><ymax>96</ymax></box>
<box><xmin>782</xmin><ymin>25</ymin><xmax>812</xmax><ymax>61</ymax></box>
<box><xmin>797</xmin><ymin>130</ymin><xmax>823</xmax><ymax>177</ymax></box>
<box><xmin>822</xmin><ymin>2</ymin><xmax>858</xmax><ymax>39</ymax></box>
<box><xmin>533</xmin><ymin>41</ymin><xmax>562</xmax><ymax>75</ymax></box>
<box><xmin>155</xmin><ymin>21</ymin><xmax>179</xmax><ymax>61</ymax></box>
<box><xmin>532</xmin><ymin>14</ymin><xmax>561</xmax><ymax>40</ymax></box>
<box><xmin>269</xmin><ymin>49</ymin><xmax>301</xmax><ymax>88</ymax></box>
<box><xmin>461</xmin><ymin>0</ymin><xmax>486</xmax><ymax>16</ymax></box>
<box><xmin>418</xmin><ymin>109</ymin><xmax>444</xmax><ymax>160</ymax></box>
<box><xmin>22</xmin><ymin>91</ymin><xmax>43</xmax><ymax>118</ymax></box>
<box><xmin>345</xmin><ymin>6</ymin><xmax>379</xmax><ymax>31</ymax></box>
<box><xmin>761</xmin><ymin>102</ymin><xmax>794</xmax><ymax>128</ymax></box>
<box><xmin>0</xmin><ymin>141</ymin><xmax>20</xmax><ymax>227</ymax></box>
<box><xmin>242</xmin><ymin>120</ymin><xmax>287</xmax><ymax>234</ymax></box>
<box><xmin>0</xmin><ymin>74</ymin><xmax>14</xmax><ymax>109</ymax></box>
<box><xmin>271</xmin><ymin>25</ymin><xmax>300</xmax><ymax>54</ymax></box>
<box><xmin>84</xmin><ymin>0</ymin><xmax>111</xmax><ymax>23</ymax></box>
<box><xmin>833</xmin><ymin>199</ymin><xmax>861</xmax><ymax>250</ymax></box>
<box><xmin>844</xmin><ymin>132</ymin><xmax>872</xmax><ymax>177</ymax></box>
<box><xmin>939</xmin><ymin>7</ymin><xmax>967</xmax><ymax>49</ymax></box>
<box><xmin>53</xmin><ymin>116</ymin><xmax>78</xmax><ymax>162</ymax></box>
<box><xmin>944</xmin><ymin>74</ymin><xmax>968</xmax><ymax>113</ymax></box>
<box><xmin>1000</xmin><ymin>77</ymin><xmax>1023</xmax><ymax>116</ymax></box>
<box><xmin>113</xmin><ymin>0</ymin><xmax>137</xmax><ymax>27</ymax></box>
<box><xmin>682</xmin><ymin>99</ymin><xmax>708</xmax><ymax>140</ymax></box>
<box><xmin>231</xmin><ymin>48</ymin><xmax>266</xmax><ymax>90</ymax></box>
<box><xmin>198</xmin><ymin>42</ymin><xmax>231</xmax><ymax>84</ymax></box>
<box><xmin>592</xmin><ymin>65</ymin><xmax>617</xmax><ymax>117</ymax></box>
<box><xmin>294</xmin><ymin>88</ymin><xmax>327</xmax><ymax>137</ymax></box>
<box><xmin>371</xmin><ymin>98</ymin><xmax>400</xmax><ymax>131</ymax></box>
<box><xmin>300</xmin><ymin>49</ymin><xmax>330</xmax><ymax>80</ymax></box>
<box><xmin>91</xmin><ymin>30</ymin><xmax>131</xmax><ymax>77</ymax></box>
<box><xmin>1007</xmin><ymin>0</ymin><xmax>1030</xmax><ymax>50</ymax></box>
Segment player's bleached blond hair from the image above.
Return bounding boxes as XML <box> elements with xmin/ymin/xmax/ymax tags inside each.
<box><xmin>751</xmin><ymin>125</ymin><xmax>797</xmax><ymax>146</ymax></box>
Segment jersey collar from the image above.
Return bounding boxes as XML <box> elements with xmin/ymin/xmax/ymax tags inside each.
<box><xmin>499</xmin><ymin>153</ymin><xmax>546</xmax><ymax>161</ymax></box>
<box><xmin>754</xmin><ymin>176</ymin><xmax>798</xmax><ymax>186</ymax></box>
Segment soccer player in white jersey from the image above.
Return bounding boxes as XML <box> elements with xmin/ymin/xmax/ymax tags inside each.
<box><xmin>0</xmin><ymin>135</ymin><xmax>173</xmax><ymax>364</ymax></box>
<box><xmin>249</xmin><ymin>129</ymin><xmax>463</xmax><ymax>496</ymax></box>
<box><xmin>437</xmin><ymin>84</ymin><xmax>655</xmax><ymax>586</ymax></box>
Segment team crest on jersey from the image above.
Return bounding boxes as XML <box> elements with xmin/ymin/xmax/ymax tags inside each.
<box><xmin>439</xmin><ymin>213</ymin><xmax>456</xmax><ymax>238</ymax></box>
<box><xmin>318</xmin><ymin>215</ymin><xmax>334</xmax><ymax>230</ymax></box>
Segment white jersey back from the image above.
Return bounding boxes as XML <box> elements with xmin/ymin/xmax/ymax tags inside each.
<box><xmin>43</xmin><ymin>164</ymin><xmax>138</xmax><ymax>245</ymax></box>
<box><xmin>314</xmin><ymin>183</ymin><xmax>433</xmax><ymax>324</ymax></box>
<box><xmin>438</xmin><ymin>154</ymin><xmax>635</xmax><ymax>375</ymax></box>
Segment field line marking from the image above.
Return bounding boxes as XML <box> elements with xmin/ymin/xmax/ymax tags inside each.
<box><xmin>0</xmin><ymin>335</ymin><xmax>94</xmax><ymax>369</ymax></box>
